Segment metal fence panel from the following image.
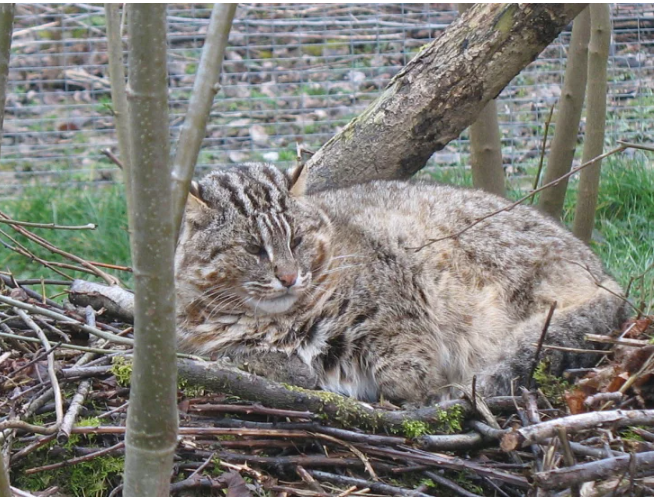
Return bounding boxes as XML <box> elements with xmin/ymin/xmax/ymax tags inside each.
<box><xmin>1</xmin><ymin>3</ymin><xmax>653</xmax><ymax>196</ymax></box>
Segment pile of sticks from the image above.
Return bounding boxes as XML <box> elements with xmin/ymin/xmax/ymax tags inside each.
<box><xmin>0</xmin><ymin>270</ymin><xmax>653</xmax><ymax>496</ymax></box>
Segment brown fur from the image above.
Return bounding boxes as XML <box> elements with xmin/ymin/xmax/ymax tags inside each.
<box><xmin>175</xmin><ymin>163</ymin><xmax>628</xmax><ymax>404</ymax></box>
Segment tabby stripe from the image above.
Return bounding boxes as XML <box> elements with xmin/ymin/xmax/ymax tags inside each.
<box><xmin>220</xmin><ymin>176</ymin><xmax>251</xmax><ymax>217</ymax></box>
<box><xmin>256</xmin><ymin>216</ymin><xmax>275</xmax><ymax>258</ymax></box>
<box><xmin>260</xmin><ymin>166</ymin><xmax>287</xmax><ymax>211</ymax></box>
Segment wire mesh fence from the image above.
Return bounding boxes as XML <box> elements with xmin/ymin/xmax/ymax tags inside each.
<box><xmin>1</xmin><ymin>3</ymin><xmax>653</xmax><ymax>196</ymax></box>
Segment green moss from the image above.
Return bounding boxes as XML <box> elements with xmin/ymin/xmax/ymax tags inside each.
<box><xmin>400</xmin><ymin>419</ymin><xmax>431</xmax><ymax>438</ymax></box>
<box><xmin>110</xmin><ymin>356</ymin><xmax>132</xmax><ymax>387</ymax></box>
<box><xmin>455</xmin><ymin>472</ymin><xmax>484</xmax><ymax>495</ymax></box>
<box><xmin>533</xmin><ymin>360</ymin><xmax>568</xmax><ymax>404</ymax></box>
<box><xmin>13</xmin><ymin>438</ymin><xmax>123</xmax><ymax>496</ymax></box>
<box><xmin>493</xmin><ymin>5</ymin><xmax>517</xmax><ymax>34</ymax></box>
<box><xmin>435</xmin><ymin>405</ymin><xmax>464</xmax><ymax>434</ymax></box>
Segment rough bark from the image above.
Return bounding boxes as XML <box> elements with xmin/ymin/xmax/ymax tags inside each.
<box><xmin>304</xmin><ymin>4</ymin><xmax>588</xmax><ymax>192</ymax></box>
<box><xmin>537</xmin><ymin>8</ymin><xmax>591</xmax><ymax>218</ymax></box>
<box><xmin>458</xmin><ymin>4</ymin><xmax>506</xmax><ymax>197</ymax></box>
<box><xmin>500</xmin><ymin>409</ymin><xmax>655</xmax><ymax>451</ymax></box>
<box><xmin>534</xmin><ymin>451</ymin><xmax>654</xmax><ymax>490</ymax></box>
<box><xmin>573</xmin><ymin>4</ymin><xmax>612</xmax><ymax>242</ymax></box>
<box><xmin>177</xmin><ymin>358</ymin><xmax>520</xmax><ymax>431</ymax></box>
<box><xmin>69</xmin><ymin>279</ymin><xmax>135</xmax><ymax>323</ymax></box>
<box><xmin>123</xmin><ymin>5</ymin><xmax>178</xmax><ymax>496</ymax></box>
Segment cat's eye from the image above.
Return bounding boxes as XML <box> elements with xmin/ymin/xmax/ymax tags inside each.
<box><xmin>291</xmin><ymin>236</ymin><xmax>303</xmax><ymax>249</ymax></box>
<box><xmin>245</xmin><ymin>244</ymin><xmax>267</xmax><ymax>259</ymax></box>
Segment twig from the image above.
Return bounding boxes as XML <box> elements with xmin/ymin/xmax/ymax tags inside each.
<box><xmin>417</xmin><ymin>432</ymin><xmax>483</xmax><ymax>451</ymax></box>
<box><xmin>0</xmin><ymin>209</ymin><xmax>120</xmax><ymax>285</ymax></box>
<box><xmin>0</xmin><ymin>332</ymin><xmax>118</xmax><ymax>354</ymax></box>
<box><xmin>296</xmin><ymin>466</ymin><xmax>325</xmax><ymax>494</ymax></box>
<box><xmin>412</xmin><ymin>144</ymin><xmax>632</xmax><ymax>251</ymax></box>
<box><xmin>359</xmin><ymin>445</ymin><xmax>529</xmax><ymax>488</ymax></box>
<box><xmin>616</xmin><ymin>140</ymin><xmax>654</xmax><ymax>152</ymax></box>
<box><xmin>0</xmin><ymin>419</ymin><xmax>58</xmax><ymax>435</ymax></box>
<box><xmin>101</xmin><ymin>148</ymin><xmax>126</xmax><ymax>170</ymax></box>
<box><xmin>13</xmin><ymin>307</ymin><xmax>63</xmax><ymax>425</ymax></box>
<box><xmin>528</xmin><ymin>301</ymin><xmax>557</xmax><ymax>386</ymax></box>
<box><xmin>534</xmin><ymin>451</ymin><xmax>654</xmax><ymax>490</ymax></box>
<box><xmin>308</xmin><ymin>470</ymin><xmax>433</xmax><ymax>497</ymax></box>
<box><xmin>56</xmin><ymin>380</ymin><xmax>91</xmax><ymax>443</ymax></box>
<box><xmin>0</xmin><ymin>230</ymin><xmax>77</xmax><ymax>280</ymax></box>
<box><xmin>0</xmin><ymin>219</ymin><xmax>96</xmax><ymax>230</ymax></box>
<box><xmin>171</xmin><ymin>3</ymin><xmax>237</xmax><ymax>240</ymax></box>
<box><xmin>24</xmin><ymin>441</ymin><xmax>125</xmax><ymax>474</ymax></box>
<box><xmin>469</xmin><ymin>420</ymin><xmax>509</xmax><ymax>439</ymax></box>
<box><xmin>10</xmin><ymin>434</ymin><xmax>57</xmax><ymax>463</ymax></box>
<box><xmin>422</xmin><ymin>471</ymin><xmax>481</xmax><ymax>497</ymax></box>
<box><xmin>533</xmin><ymin>343</ymin><xmax>612</xmax><ymax>354</ymax></box>
<box><xmin>584</xmin><ymin>334</ymin><xmax>649</xmax><ymax>348</ymax></box>
<box><xmin>564</xmin><ymin>258</ymin><xmax>643</xmax><ymax>314</ymax></box>
<box><xmin>530</xmin><ymin>103</ymin><xmax>555</xmax><ymax>203</ymax></box>
<box><xmin>0</xmin><ymin>294</ymin><xmax>133</xmax><ymax>346</ymax></box>
<box><xmin>189</xmin><ymin>402</ymin><xmax>315</xmax><ymax>419</ymax></box>
<box><xmin>557</xmin><ymin>426</ymin><xmax>580</xmax><ymax>497</ymax></box>
<box><xmin>500</xmin><ymin>409</ymin><xmax>655</xmax><ymax>451</ymax></box>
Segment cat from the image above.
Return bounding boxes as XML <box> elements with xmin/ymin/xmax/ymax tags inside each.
<box><xmin>174</xmin><ymin>163</ymin><xmax>629</xmax><ymax>404</ymax></box>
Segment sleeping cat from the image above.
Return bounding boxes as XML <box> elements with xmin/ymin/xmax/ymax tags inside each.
<box><xmin>174</xmin><ymin>163</ymin><xmax>628</xmax><ymax>404</ymax></box>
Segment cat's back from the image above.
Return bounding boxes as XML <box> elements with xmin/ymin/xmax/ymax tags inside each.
<box><xmin>311</xmin><ymin>180</ymin><xmax>605</xmax><ymax>283</ymax></box>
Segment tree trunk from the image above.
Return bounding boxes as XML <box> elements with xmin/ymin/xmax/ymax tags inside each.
<box><xmin>122</xmin><ymin>5</ymin><xmax>178</xmax><ymax>496</ymax></box>
<box><xmin>573</xmin><ymin>5</ymin><xmax>612</xmax><ymax>243</ymax></box>
<box><xmin>458</xmin><ymin>4</ymin><xmax>506</xmax><ymax>197</ymax></box>
<box><xmin>0</xmin><ymin>5</ymin><xmax>15</xmax><ymax>494</ymax></box>
<box><xmin>305</xmin><ymin>4</ymin><xmax>588</xmax><ymax>192</ymax></box>
<box><xmin>537</xmin><ymin>8</ymin><xmax>591</xmax><ymax>218</ymax></box>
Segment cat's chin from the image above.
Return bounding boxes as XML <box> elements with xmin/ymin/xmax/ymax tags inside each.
<box><xmin>247</xmin><ymin>294</ymin><xmax>299</xmax><ymax>315</ymax></box>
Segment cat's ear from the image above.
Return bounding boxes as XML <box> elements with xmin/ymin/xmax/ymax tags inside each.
<box><xmin>185</xmin><ymin>180</ymin><xmax>211</xmax><ymax>223</ymax></box>
<box><xmin>287</xmin><ymin>163</ymin><xmax>308</xmax><ymax>197</ymax></box>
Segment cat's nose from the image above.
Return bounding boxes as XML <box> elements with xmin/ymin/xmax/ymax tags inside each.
<box><xmin>277</xmin><ymin>271</ymin><xmax>297</xmax><ymax>288</ymax></box>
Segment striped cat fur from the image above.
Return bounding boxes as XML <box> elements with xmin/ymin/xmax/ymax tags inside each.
<box><xmin>175</xmin><ymin>163</ymin><xmax>628</xmax><ymax>404</ymax></box>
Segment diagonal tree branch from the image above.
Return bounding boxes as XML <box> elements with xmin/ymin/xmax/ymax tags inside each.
<box><xmin>171</xmin><ymin>3</ymin><xmax>236</xmax><ymax>239</ymax></box>
<box><xmin>304</xmin><ymin>4</ymin><xmax>588</xmax><ymax>192</ymax></box>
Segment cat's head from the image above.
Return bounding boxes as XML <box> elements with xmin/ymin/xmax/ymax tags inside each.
<box><xmin>176</xmin><ymin>163</ymin><xmax>333</xmax><ymax>316</ymax></box>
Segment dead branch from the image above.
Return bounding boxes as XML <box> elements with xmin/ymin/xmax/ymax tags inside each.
<box><xmin>0</xmin><ymin>209</ymin><xmax>120</xmax><ymax>286</ymax></box>
<box><xmin>0</xmin><ymin>294</ymin><xmax>133</xmax><ymax>346</ymax></box>
<box><xmin>501</xmin><ymin>409</ymin><xmax>655</xmax><ymax>451</ymax></box>
<box><xmin>534</xmin><ymin>451</ymin><xmax>654</xmax><ymax>490</ymax></box>
<box><xmin>69</xmin><ymin>279</ymin><xmax>135</xmax><ymax>324</ymax></box>
<box><xmin>24</xmin><ymin>441</ymin><xmax>125</xmax><ymax>475</ymax></box>
<box><xmin>416</xmin><ymin>432</ymin><xmax>484</xmax><ymax>451</ymax></box>
<box><xmin>177</xmin><ymin>357</ymin><xmax>519</xmax><ymax>431</ymax></box>
<box><xmin>13</xmin><ymin>307</ymin><xmax>63</xmax><ymax>425</ymax></box>
<box><xmin>308</xmin><ymin>470</ymin><xmax>433</xmax><ymax>497</ymax></box>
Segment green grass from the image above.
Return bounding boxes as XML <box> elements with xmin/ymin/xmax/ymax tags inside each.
<box><xmin>0</xmin><ymin>184</ymin><xmax>131</xmax><ymax>288</ymax></box>
<box><xmin>0</xmin><ymin>155</ymin><xmax>652</xmax><ymax>310</ymax></box>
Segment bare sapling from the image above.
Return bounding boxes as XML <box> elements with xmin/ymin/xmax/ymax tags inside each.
<box><xmin>538</xmin><ymin>8</ymin><xmax>591</xmax><ymax>218</ymax></box>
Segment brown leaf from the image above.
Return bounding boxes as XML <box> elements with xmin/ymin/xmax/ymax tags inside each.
<box><xmin>607</xmin><ymin>371</ymin><xmax>630</xmax><ymax>393</ymax></box>
<box><xmin>564</xmin><ymin>388</ymin><xmax>587</xmax><ymax>414</ymax></box>
<box><xmin>219</xmin><ymin>471</ymin><xmax>253</xmax><ymax>497</ymax></box>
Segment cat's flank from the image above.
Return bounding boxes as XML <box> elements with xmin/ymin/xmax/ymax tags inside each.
<box><xmin>175</xmin><ymin>163</ymin><xmax>628</xmax><ymax>404</ymax></box>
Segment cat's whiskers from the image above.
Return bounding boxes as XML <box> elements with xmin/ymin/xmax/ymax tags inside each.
<box><xmin>206</xmin><ymin>293</ymin><xmax>245</xmax><ymax>318</ymax></box>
